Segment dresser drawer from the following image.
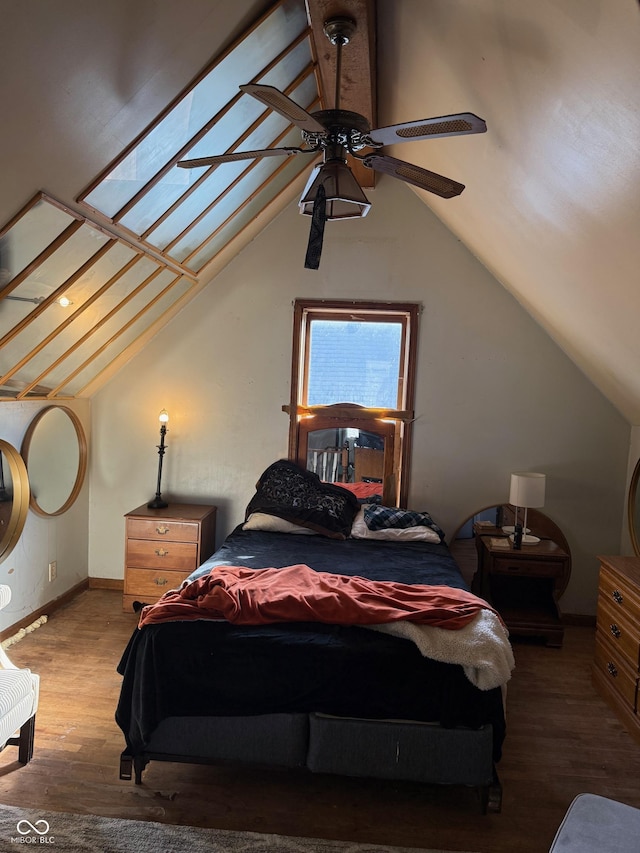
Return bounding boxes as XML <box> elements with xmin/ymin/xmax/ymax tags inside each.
<box><xmin>490</xmin><ymin>556</ymin><xmax>563</xmax><ymax>578</ymax></box>
<box><xmin>599</xmin><ymin>566</ymin><xmax>640</xmax><ymax>628</ymax></box>
<box><xmin>597</xmin><ymin>596</ymin><xmax>640</xmax><ymax>672</ymax></box>
<box><xmin>594</xmin><ymin>633</ymin><xmax>638</xmax><ymax>712</ymax></box>
<box><xmin>124</xmin><ymin>567</ymin><xmax>189</xmax><ymax>597</ymax></box>
<box><xmin>126</xmin><ymin>517</ymin><xmax>200</xmax><ymax>543</ymax></box>
<box><xmin>126</xmin><ymin>538</ymin><xmax>198</xmax><ymax>571</ymax></box>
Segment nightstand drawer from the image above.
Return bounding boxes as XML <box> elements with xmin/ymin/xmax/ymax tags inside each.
<box><xmin>594</xmin><ymin>633</ymin><xmax>638</xmax><ymax>711</ymax></box>
<box><xmin>126</xmin><ymin>538</ymin><xmax>198</xmax><ymax>571</ymax></box>
<box><xmin>597</xmin><ymin>597</ymin><xmax>640</xmax><ymax>672</ymax></box>
<box><xmin>125</xmin><ymin>567</ymin><xmax>189</xmax><ymax>597</ymax></box>
<box><xmin>490</xmin><ymin>556</ymin><xmax>563</xmax><ymax>578</ymax></box>
<box><xmin>126</xmin><ymin>517</ymin><xmax>200</xmax><ymax>542</ymax></box>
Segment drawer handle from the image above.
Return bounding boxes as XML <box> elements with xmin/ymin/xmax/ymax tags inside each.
<box><xmin>612</xmin><ymin>589</ymin><xmax>624</xmax><ymax>604</ymax></box>
<box><xmin>154</xmin><ymin>547</ymin><xmax>169</xmax><ymax>557</ymax></box>
<box><xmin>156</xmin><ymin>525</ymin><xmax>170</xmax><ymax>535</ymax></box>
<box><xmin>610</xmin><ymin>623</ymin><xmax>621</xmax><ymax>639</ymax></box>
<box><xmin>154</xmin><ymin>577</ymin><xmax>169</xmax><ymax>586</ymax></box>
<box><xmin>607</xmin><ymin>661</ymin><xmax>618</xmax><ymax>678</ymax></box>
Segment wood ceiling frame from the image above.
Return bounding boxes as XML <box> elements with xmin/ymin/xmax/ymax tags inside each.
<box><xmin>305</xmin><ymin>0</ymin><xmax>376</xmax><ymax>189</ymax></box>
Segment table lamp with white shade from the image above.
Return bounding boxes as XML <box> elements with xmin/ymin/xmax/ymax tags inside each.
<box><xmin>506</xmin><ymin>472</ymin><xmax>546</xmax><ymax>544</ymax></box>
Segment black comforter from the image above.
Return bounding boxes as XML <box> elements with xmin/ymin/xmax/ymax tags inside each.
<box><xmin>116</xmin><ymin>526</ymin><xmax>506</xmax><ymax>760</ymax></box>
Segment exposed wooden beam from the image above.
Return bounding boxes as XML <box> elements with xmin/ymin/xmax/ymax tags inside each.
<box><xmin>305</xmin><ymin>0</ymin><xmax>376</xmax><ymax>189</ymax></box>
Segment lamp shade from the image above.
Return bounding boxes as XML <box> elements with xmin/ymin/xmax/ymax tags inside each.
<box><xmin>509</xmin><ymin>472</ymin><xmax>546</xmax><ymax>508</ymax></box>
<box><xmin>299</xmin><ymin>161</ymin><xmax>371</xmax><ymax>220</ymax></box>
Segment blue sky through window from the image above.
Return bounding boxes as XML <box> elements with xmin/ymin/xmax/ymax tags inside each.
<box><xmin>307</xmin><ymin>320</ymin><xmax>402</xmax><ymax>407</ymax></box>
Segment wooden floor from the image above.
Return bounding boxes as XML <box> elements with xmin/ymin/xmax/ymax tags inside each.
<box><xmin>2</xmin><ymin>589</ymin><xmax>640</xmax><ymax>853</ymax></box>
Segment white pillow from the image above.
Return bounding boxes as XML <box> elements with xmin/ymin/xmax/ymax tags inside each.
<box><xmin>243</xmin><ymin>512</ymin><xmax>317</xmax><ymax>535</ymax></box>
<box><xmin>350</xmin><ymin>508</ymin><xmax>442</xmax><ymax>543</ymax></box>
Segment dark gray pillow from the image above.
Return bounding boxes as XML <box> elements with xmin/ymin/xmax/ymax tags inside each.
<box><xmin>245</xmin><ymin>459</ymin><xmax>359</xmax><ymax>539</ymax></box>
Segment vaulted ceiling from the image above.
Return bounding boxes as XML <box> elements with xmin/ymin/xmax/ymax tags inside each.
<box><xmin>1</xmin><ymin>1</ymin><xmax>639</xmax><ymax>422</ymax></box>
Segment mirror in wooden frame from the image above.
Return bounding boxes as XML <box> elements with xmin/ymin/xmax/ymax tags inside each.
<box><xmin>21</xmin><ymin>405</ymin><xmax>87</xmax><ymax>516</ymax></box>
<box><xmin>0</xmin><ymin>439</ymin><xmax>30</xmax><ymax>563</ymax></box>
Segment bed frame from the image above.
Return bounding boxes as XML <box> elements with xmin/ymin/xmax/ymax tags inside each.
<box><xmin>119</xmin><ymin>712</ymin><xmax>502</xmax><ymax>813</ymax></box>
<box><xmin>118</xmin><ymin>426</ymin><xmax>506</xmax><ymax>814</ymax></box>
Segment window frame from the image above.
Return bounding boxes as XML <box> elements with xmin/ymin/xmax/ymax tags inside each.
<box><xmin>287</xmin><ymin>298</ymin><xmax>420</xmax><ymax>508</ymax></box>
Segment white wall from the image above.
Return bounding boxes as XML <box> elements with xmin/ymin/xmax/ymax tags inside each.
<box><xmin>89</xmin><ymin>177</ymin><xmax>629</xmax><ymax>616</ymax></box>
<box><xmin>0</xmin><ymin>399</ymin><xmax>90</xmax><ymax>631</ymax></box>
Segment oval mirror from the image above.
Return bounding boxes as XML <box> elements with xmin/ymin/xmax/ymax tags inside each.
<box><xmin>628</xmin><ymin>457</ymin><xmax>640</xmax><ymax>557</ymax></box>
<box><xmin>21</xmin><ymin>406</ymin><xmax>87</xmax><ymax>517</ymax></box>
<box><xmin>0</xmin><ymin>439</ymin><xmax>30</xmax><ymax>562</ymax></box>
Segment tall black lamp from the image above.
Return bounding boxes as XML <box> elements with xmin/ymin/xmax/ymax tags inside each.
<box><xmin>148</xmin><ymin>409</ymin><xmax>169</xmax><ymax>509</ymax></box>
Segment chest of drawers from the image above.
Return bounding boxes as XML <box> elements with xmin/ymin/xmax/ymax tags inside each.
<box><xmin>123</xmin><ymin>503</ymin><xmax>217</xmax><ymax>612</ymax></box>
<box><xmin>592</xmin><ymin>555</ymin><xmax>640</xmax><ymax>744</ymax></box>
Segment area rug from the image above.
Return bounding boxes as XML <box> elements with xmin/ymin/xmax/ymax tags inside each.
<box><xmin>0</xmin><ymin>805</ymin><xmax>476</xmax><ymax>853</ymax></box>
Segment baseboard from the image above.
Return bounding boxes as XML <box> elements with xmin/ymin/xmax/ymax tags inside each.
<box><xmin>563</xmin><ymin>613</ymin><xmax>596</xmax><ymax>627</ymax></box>
<box><xmin>88</xmin><ymin>577</ymin><xmax>124</xmax><ymax>591</ymax></box>
<box><xmin>0</xmin><ymin>578</ymin><xmax>89</xmax><ymax>642</ymax></box>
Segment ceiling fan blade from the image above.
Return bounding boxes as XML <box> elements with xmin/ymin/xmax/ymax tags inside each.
<box><xmin>240</xmin><ymin>84</ymin><xmax>326</xmax><ymax>135</ymax></box>
<box><xmin>177</xmin><ymin>147</ymin><xmax>314</xmax><ymax>169</ymax></box>
<box><xmin>363</xmin><ymin>154</ymin><xmax>465</xmax><ymax>199</ymax></box>
<box><xmin>368</xmin><ymin>113</ymin><xmax>487</xmax><ymax>146</ymax></box>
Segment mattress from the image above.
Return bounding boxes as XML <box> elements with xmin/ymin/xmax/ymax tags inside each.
<box><xmin>116</xmin><ymin>525</ymin><xmax>506</xmax><ymax>761</ymax></box>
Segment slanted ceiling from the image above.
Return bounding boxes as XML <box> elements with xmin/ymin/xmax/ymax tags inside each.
<box><xmin>1</xmin><ymin>1</ymin><xmax>639</xmax><ymax>422</ymax></box>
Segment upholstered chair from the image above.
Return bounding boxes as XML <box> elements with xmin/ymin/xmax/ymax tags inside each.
<box><xmin>0</xmin><ymin>585</ymin><xmax>39</xmax><ymax>764</ymax></box>
<box><xmin>550</xmin><ymin>793</ymin><xmax>640</xmax><ymax>852</ymax></box>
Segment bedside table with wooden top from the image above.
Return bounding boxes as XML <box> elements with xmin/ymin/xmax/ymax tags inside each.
<box><xmin>476</xmin><ymin>534</ymin><xmax>570</xmax><ymax>647</ymax></box>
<box><xmin>123</xmin><ymin>503</ymin><xmax>217</xmax><ymax>612</ymax></box>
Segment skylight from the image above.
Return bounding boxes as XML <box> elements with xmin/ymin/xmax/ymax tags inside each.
<box><xmin>77</xmin><ymin>0</ymin><xmax>318</xmax><ymax>276</ymax></box>
<box><xmin>0</xmin><ymin>0</ymin><xmax>319</xmax><ymax>399</ymax></box>
<box><xmin>0</xmin><ymin>195</ymin><xmax>195</xmax><ymax>400</ymax></box>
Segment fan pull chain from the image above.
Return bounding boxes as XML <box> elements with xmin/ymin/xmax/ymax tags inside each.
<box><xmin>304</xmin><ymin>184</ymin><xmax>326</xmax><ymax>270</ymax></box>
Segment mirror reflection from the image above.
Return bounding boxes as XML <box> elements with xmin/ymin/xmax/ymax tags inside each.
<box><xmin>295</xmin><ymin>409</ymin><xmax>397</xmax><ymax>506</ymax></box>
<box><xmin>306</xmin><ymin>427</ymin><xmax>385</xmax><ymax>487</ymax></box>
<box><xmin>0</xmin><ymin>449</ymin><xmax>14</xmax><ymax>527</ymax></box>
<box><xmin>628</xmin><ymin>457</ymin><xmax>640</xmax><ymax>557</ymax></box>
<box><xmin>21</xmin><ymin>406</ymin><xmax>87</xmax><ymax>516</ymax></box>
<box><xmin>0</xmin><ymin>440</ymin><xmax>30</xmax><ymax>563</ymax></box>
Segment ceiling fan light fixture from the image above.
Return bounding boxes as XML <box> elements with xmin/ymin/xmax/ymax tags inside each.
<box><xmin>299</xmin><ymin>161</ymin><xmax>371</xmax><ymax>220</ymax></box>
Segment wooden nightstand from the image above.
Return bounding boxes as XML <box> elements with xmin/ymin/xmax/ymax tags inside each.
<box><xmin>123</xmin><ymin>503</ymin><xmax>217</xmax><ymax>612</ymax></box>
<box><xmin>592</xmin><ymin>556</ymin><xmax>640</xmax><ymax>746</ymax></box>
<box><xmin>476</xmin><ymin>534</ymin><xmax>570</xmax><ymax>647</ymax></box>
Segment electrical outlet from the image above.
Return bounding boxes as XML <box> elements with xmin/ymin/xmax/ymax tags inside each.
<box><xmin>48</xmin><ymin>561</ymin><xmax>57</xmax><ymax>582</ymax></box>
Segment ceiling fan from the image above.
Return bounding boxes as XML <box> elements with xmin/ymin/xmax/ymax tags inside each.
<box><xmin>177</xmin><ymin>16</ymin><xmax>487</xmax><ymax>268</ymax></box>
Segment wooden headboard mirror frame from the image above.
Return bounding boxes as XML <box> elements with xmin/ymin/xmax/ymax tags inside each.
<box><xmin>294</xmin><ymin>406</ymin><xmax>400</xmax><ymax>506</ymax></box>
<box><xmin>628</xmin><ymin>456</ymin><xmax>640</xmax><ymax>557</ymax></box>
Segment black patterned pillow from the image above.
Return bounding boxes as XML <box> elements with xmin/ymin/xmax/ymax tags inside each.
<box><xmin>363</xmin><ymin>505</ymin><xmax>445</xmax><ymax>542</ymax></box>
<box><xmin>245</xmin><ymin>460</ymin><xmax>359</xmax><ymax>539</ymax></box>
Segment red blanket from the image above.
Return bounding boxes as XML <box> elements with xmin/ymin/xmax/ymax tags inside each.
<box><xmin>138</xmin><ymin>564</ymin><xmax>494</xmax><ymax>631</ymax></box>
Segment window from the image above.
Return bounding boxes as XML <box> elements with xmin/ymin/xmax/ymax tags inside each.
<box><xmin>287</xmin><ymin>299</ymin><xmax>420</xmax><ymax>507</ymax></box>
<box><xmin>77</xmin><ymin>0</ymin><xmax>317</xmax><ymax>276</ymax></box>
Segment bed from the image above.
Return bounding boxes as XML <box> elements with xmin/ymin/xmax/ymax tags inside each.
<box><xmin>116</xmin><ymin>460</ymin><xmax>512</xmax><ymax>813</ymax></box>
